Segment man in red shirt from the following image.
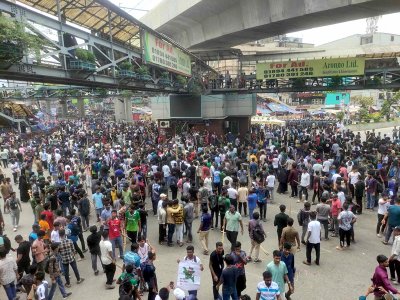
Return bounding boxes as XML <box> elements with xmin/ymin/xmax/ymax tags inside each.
<box><xmin>329</xmin><ymin>193</ymin><xmax>342</xmax><ymax>238</ymax></box>
<box><xmin>41</xmin><ymin>203</ymin><xmax>54</xmax><ymax>230</ymax></box>
<box><xmin>64</xmin><ymin>167</ymin><xmax>73</xmax><ymax>182</ymax></box>
<box><xmin>108</xmin><ymin>209</ymin><xmax>123</xmax><ymax>259</ymax></box>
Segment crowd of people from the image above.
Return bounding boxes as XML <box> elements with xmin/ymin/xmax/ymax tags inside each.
<box><xmin>0</xmin><ymin>119</ymin><xmax>399</xmax><ymax>300</ymax></box>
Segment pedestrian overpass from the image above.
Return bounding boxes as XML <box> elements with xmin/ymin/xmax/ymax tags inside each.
<box><xmin>0</xmin><ymin>0</ymin><xmax>214</xmax><ymax>92</ymax></box>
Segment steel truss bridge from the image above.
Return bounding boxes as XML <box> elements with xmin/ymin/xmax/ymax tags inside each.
<box><xmin>0</xmin><ymin>0</ymin><xmax>214</xmax><ymax>92</ymax></box>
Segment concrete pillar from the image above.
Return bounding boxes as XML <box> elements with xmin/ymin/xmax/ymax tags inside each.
<box><xmin>77</xmin><ymin>97</ymin><xmax>85</xmax><ymax>118</ymax></box>
<box><xmin>114</xmin><ymin>98</ymin><xmax>132</xmax><ymax>122</ymax></box>
<box><xmin>60</xmin><ymin>99</ymin><xmax>67</xmax><ymax>118</ymax></box>
<box><xmin>45</xmin><ymin>99</ymin><xmax>52</xmax><ymax>116</ymax></box>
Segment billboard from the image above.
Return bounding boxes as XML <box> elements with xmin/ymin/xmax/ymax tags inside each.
<box><xmin>143</xmin><ymin>32</ymin><xmax>192</xmax><ymax>76</ymax></box>
<box><xmin>256</xmin><ymin>57</ymin><xmax>365</xmax><ymax>80</ymax></box>
<box><xmin>325</xmin><ymin>93</ymin><xmax>350</xmax><ymax>106</ymax></box>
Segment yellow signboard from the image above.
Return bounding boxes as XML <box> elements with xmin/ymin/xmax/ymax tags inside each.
<box><xmin>256</xmin><ymin>57</ymin><xmax>365</xmax><ymax>80</ymax></box>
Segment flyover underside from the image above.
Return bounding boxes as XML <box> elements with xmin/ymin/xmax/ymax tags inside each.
<box><xmin>151</xmin><ymin>0</ymin><xmax>400</xmax><ymax>50</ymax></box>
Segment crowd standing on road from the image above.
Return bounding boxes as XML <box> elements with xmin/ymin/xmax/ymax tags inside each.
<box><xmin>0</xmin><ymin>121</ymin><xmax>399</xmax><ymax>299</ymax></box>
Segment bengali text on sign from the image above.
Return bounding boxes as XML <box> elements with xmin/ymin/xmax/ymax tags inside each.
<box><xmin>256</xmin><ymin>57</ymin><xmax>365</xmax><ymax>80</ymax></box>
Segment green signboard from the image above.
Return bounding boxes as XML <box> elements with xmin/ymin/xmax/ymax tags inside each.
<box><xmin>257</xmin><ymin>57</ymin><xmax>365</xmax><ymax>80</ymax></box>
<box><xmin>143</xmin><ymin>31</ymin><xmax>191</xmax><ymax>76</ymax></box>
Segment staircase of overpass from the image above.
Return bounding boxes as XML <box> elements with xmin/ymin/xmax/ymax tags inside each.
<box><xmin>141</xmin><ymin>0</ymin><xmax>400</xmax><ymax>50</ymax></box>
<box><xmin>0</xmin><ymin>0</ymin><xmax>214</xmax><ymax>92</ymax></box>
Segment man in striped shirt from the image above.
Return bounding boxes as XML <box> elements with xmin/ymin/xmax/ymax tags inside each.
<box><xmin>256</xmin><ymin>270</ymin><xmax>282</xmax><ymax>300</ymax></box>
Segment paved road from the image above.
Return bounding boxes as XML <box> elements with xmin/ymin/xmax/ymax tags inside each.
<box><xmin>0</xmin><ymin>129</ymin><xmax>396</xmax><ymax>300</ymax></box>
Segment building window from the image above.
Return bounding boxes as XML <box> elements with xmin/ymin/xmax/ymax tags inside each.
<box><xmin>360</xmin><ymin>36</ymin><xmax>373</xmax><ymax>45</ymax></box>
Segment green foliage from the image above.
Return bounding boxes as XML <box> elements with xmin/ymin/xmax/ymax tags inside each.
<box><xmin>121</xmin><ymin>90</ymin><xmax>133</xmax><ymax>98</ymax></box>
<box><xmin>137</xmin><ymin>65</ymin><xmax>149</xmax><ymax>75</ymax></box>
<box><xmin>336</xmin><ymin>111</ymin><xmax>345</xmax><ymax>122</ymax></box>
<box><xmin>369</xmin><ymin>112</ymin><xmax>382</xmax><ymax>122</ymax></box>
<box><xmin>161</xmin><ymin>71</ymin><xmax>169</xmax><ymax>79</ymax></box>
<box><xmin>75</xmin><ymin>48</ymin><xmax>87</xmax><ymax>61</ymax></box>
<box><xmin>86</xmin><ymin>51</ymin><xmax>95</xmax><ymax>63</ymax></box>
<box><xmin>119</xmin><ymin>61</ymin><xmax>133</xmax><ymax>70</ymax></box>
<box><xmin>359</xmin><ymin>107</ymin><xmax>370</xmax><ymax>122</ymax></box>
<box><xmin>351</xmin><ymin>95</ymin><xmax>374</xmax><ymax>108</ymax></box>
<box><xmin>75</xmin><ymin>48</ymin><xmax>95</xmax><ymax>63</ymax></box>
<box><xmin>0</xmin><ymin>14</ymin><xmax>44</xmax><ymax>62</ymax></box>
<box><xmin>176</xmin><ymin>75</ymin><xmax>187</xmax><ymax>85</ymax></box>
<box><xmin>381</xmin><ymin>91</ymin><xmax>400</xmax><ymax>121</ymax></box>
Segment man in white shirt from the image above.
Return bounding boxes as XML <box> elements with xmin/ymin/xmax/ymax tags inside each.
<box><xmin>266</xmin><ymin>171</ymin><xmax>276</xmax><ymax>203</ymax></box>
<box><xmin>303</xmin><ymin>211</ymin><xmax>321</xmax><ymax>266</ymax></box>
<box><xmin>177</xmin><ymin>245</ymin><xmax>203</xmax><ymax>296</ymax></box>
<box><xmin>322</xmin><ymin>159</ymin><xmax>331</xmax><ymax>175</ymax></box>
<box><xmin>100</xmin><ymin>231</ymin><xmax>116</xmax><ymax>289</ymax></box>
<box><xmin>312</xmin><ymin>160</ymin><xmax>323</xmax><ymax>176</ymax></box>
<box><xmin>227</xmin><ymin>186</ymin><xmax>239</xmax><ymax>210</ymax></box>
<box><xmin>348</xmin><ymin>168</ymin><xmax>361</xmax><ymax>199</ymax></box>
<box><xmin>298</xmin><ymin>168</ymin><xmax>310</xmax><ymax>203</ymax></box>
<box><xmin>162</xmin><ymin>164</ymin><xmax>171</xmax><ymax>187</ymax></box>
<box><xmin>50</xmin><ymin>222</ymin><xmax>61</xmax><ymax>243</ymax></box>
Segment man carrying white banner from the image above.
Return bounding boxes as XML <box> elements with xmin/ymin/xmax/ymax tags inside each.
<box><xmin>176</xmin><ymin>245</ymin><xmax>204</xmax><ymax>297</ymax></box>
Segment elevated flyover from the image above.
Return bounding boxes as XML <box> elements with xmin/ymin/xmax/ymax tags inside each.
<box><xmin>141</xmin><ymin>0</ymin><xmax>400</xmax><ymax>50</ymax></box>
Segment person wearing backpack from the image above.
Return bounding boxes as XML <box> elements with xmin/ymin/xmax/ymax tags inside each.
<box><xmin>117</xmin><ymin>264</ymin><xmax>141</xmax><ymax>300</ymax></box>
<box><xmin>5</xmin><ymin>191</ymin><xmax>22</xmax><ymax>232</ymax></box>
<box><xmin>47</xmin><ymin>243</ymin><xmax>72</xmax><ymax>300</ymax></box>
<box><xmin>183</xmin><ymin>198</ymin><xmax>194</xmax><ymax>243</ymax></box>
<box><xmin>218</xmin><ymin>190</ymin><xmax>230</xmax><ymax>232</ymax></box>
<box><xmin>169</xmin><ymin>174</ymin><xmax>178</xmax><ymax>200</ymax></box>
<box><xmin>248</xmin><ymin>212</ymin><xmax>266</xmax><ymax>263</ymax></box>
<box><xmin>297</xmin><ymin>202</ymin><xmax>311</xmax><ymax>245</ymax></box>
<box><xmin>142</xmin><ymin>251</ymin><xmax>158</xmax><ymax>300</ymax></box>
<box><xmin>77</xmin><ymin>191</ymin><xmax>90</xmax><ymax>231</ymax></box>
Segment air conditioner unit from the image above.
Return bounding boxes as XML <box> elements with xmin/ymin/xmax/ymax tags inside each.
<box><xmin>159</xmin><ymin>120</ymin><xmax>170</xmax><ymax>128</ymax></box>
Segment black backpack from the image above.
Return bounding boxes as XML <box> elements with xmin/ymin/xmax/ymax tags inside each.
<box><xmin>9</xmin><ymin>198</ymin><xmax>18</xmax><ymax>210</ymax></box>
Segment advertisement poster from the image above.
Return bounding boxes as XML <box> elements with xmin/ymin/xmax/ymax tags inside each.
<box><xmin>143</xmin><ymin>31</ymin><xmax>192</xmax><ymax>76</ymax></box>
<box><xmin>257</xmin><ymin>57</ymin><xmax>365</xmax><ymax>80</ymax></box>
<box><xmin>176</xmin><ymin>260</ymin><xmax>201</xmax><ymax>291</ymax></box>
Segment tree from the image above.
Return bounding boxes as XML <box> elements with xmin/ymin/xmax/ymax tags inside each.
<box><xmin>351</xmin><ymin>95</ymin><xmax>374</xmax><ymax>108</ymax></box>
<box><xmin>381</xmin><ymin>91</ymin><xmax>400</xmax><ymax>121</ymax></box>
<box><xmin>0</xmin><ymin>14</ymin><xmax>44</xmax><ymax>63</ymax></box>
<box><xmin>336</xmin><ymin>111</ymin><xmax>345</xmax><ymax>122</ymax></box>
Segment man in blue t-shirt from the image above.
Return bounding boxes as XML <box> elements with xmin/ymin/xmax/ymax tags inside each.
<box><xmin>92</xmin><ymin>188</ymin><xmax>104</xmax><ymax>222</ymax></box>
<box><xmin>197</xmin><ymin>207</ymin><xmax>212</xmax><ymax>255</ymax></box>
